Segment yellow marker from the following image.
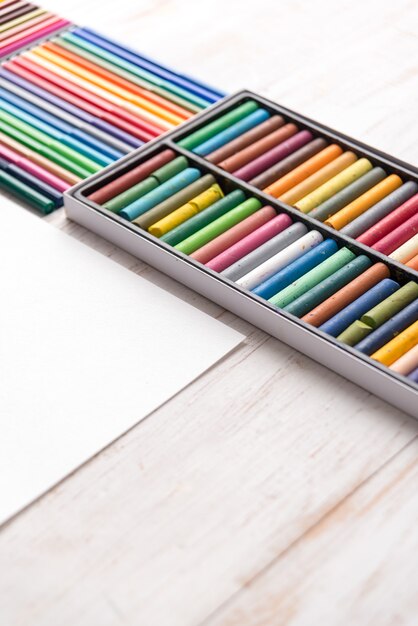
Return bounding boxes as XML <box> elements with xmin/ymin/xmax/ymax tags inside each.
<box><xmin>295</xmin><ymin>158</ymin><xmax>373</xmax><ymax>214</ymax></box>
<box><xmin>148</xmin><ymin>184</ymin><xmax>224</xmax><ymax>237</ymax></box>
<box><xmin>325</xmin><ymin>174</ymin><xmax>403</xmax><ymax>230</ymax></box>
<box><xmin>371</xmin><ymin>320</ymin><xmax>418</xmax><ymax>366</ymax></box>
<box><xmin>279</xmin><ymin>151</ymin><xmax>357</xmax><ymax>206</ymax></box>
<box><xmin>390</xmin><ymin>233</ymin><xmax>418</xmax><ymax>263</ymax></box>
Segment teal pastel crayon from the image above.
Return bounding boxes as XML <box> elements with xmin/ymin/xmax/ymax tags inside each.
<box><xmin>284</xmin><ymin>255</ymin><xmax>372</xmax><ymax>318</ymax></box>
<box><xmin>252</xmin><ymin>239</ymin><xmax>339</xmax><ymax>300</ymax></box>
<box><xmin>160</xmin><ymin>190</ymin><xmax>247</xmax><ymax>246</ymax></box>
<box><xmin>178</xmin><ymin>101</ymin><xmax>260</xmax><ymax>150</ymax></box>
<box><xmin>192</xmin><ymin>109</ymin><xmax>270</xmax><ymax>156</ymax></box>
<box><xmin>269</xmin><ymin>248</ymin><xmax>356</xmax><ymax>309</ymax></box>
<box><xmin>119</xmin><ymin>168</ymin><xmax>201</xmax><ymax>221</ymax></box>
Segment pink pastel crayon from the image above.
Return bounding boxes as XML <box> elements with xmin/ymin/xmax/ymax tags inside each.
<box><xmin>0</xmin><ymin>144</ymin><xmax>70</xmax><ymax>192</ymax></box>
<box><xmin>0</xmin><ymin>18</ymin><xmax>70</xmax><ymax>57</ymax></box>
<box><xmin>205</xmin><ymin>211</ymin><xmax>293</xmax><ymax>272</ymax></box>
<box><xmin>372</xmin><ymin>212</ymin><xmax>418</xmax><ymax>256</ymax></box>
<box><xmin>357</xmin><ymin>193</ymin><xmax>418</xmax><ymax>247</ymax></box>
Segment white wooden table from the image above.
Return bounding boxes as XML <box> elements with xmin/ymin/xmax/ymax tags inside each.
<box><xmin>1</xmin><ymin>1</ymin><xmax>418</xmax><ymax>624</ymax></box>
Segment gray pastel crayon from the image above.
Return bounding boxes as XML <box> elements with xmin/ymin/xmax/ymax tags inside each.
<box><xmin>222</xmin><ymin>221</ymin><xmax>308</xmax><ymax>282</ymax></box>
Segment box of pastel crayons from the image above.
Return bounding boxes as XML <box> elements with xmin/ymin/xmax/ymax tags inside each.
<box><xmin>64</xmin><ymin>90</ymin><xmax>418</xmax><ymax>418</ymax></box>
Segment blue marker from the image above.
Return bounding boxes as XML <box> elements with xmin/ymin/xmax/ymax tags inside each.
<box><xmin>0</xmin><ymin>157</ymin><xmax>63</xmax><ymax>207</ymax></box>
<box><xmin>1</xmin><ymin>87</ymin><xmax>124</xmax><ymax>161</ymax></box>
<box><xmin>354</xmin><ymin>297</ymin><xmax>418</xmax><ymax>355</ymax></box>
<box><xmin>193</xmin><ymin>109</ymin><xmax>271</xmax><ymax>156</ymax></box>
<box><xmin>120</xmin><ymin>168</ymin><xmax>201</xmax><ymax>221</ymax></box>
<box><xmin>319</xmin><ymin>279</ymin><xmax>400</xmax><ymax>337</ymax></box>
<box><xmin>253</xmin><ymin>239</ymin><xmax>338</xmax><ymax>300</ymax></box>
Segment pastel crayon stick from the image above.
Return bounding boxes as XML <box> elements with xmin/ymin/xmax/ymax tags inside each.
<box><xmin>370</xmin><ymin>320</ymin><xmax>418</xmax><ymax>366</ymax></box>
<box><xmin>389</xmin><ymin>233</ymin><xmax>418</xmax><ymax>263</ymax></box>
<box><xmin>253</xmin><ymin>239</ymin><xmax>338</xmax><ymax>300</ymax></box>
<box><xmin>0</xmin><ymin>19</ymin><xmax>70</xmax><ymax>57</ymax></box>
<box><xmin>0</xmin><ymin>4</ymin><xmax>35</xmax><ymax>26</ymax></box>
<box><xmin>104</xmin><ymin>156</ymin><xmax>189</xmax><ymax>212</ymax></box>
<box><xmin>0</xmin><ymin>156</ymin><xmax>62</xmax><ymax>206</ymax></box>
<box><xmin>218</xmin><ymin>123</ymin><xmax>299</xmax><ymax>173</ymax></box>
<box><xmin>0</xmin><ymin>8</ymin><xmax>46</xmax><ymax>33</ymax></box>
<box><xmin>308</xmin><ymin>168</ymin><xmax>387</xmax><ymax>223</ymax></box>
<box><xmin>175</xmin><ymin>198</ymin><xmax>262</xmax><ymax>255</ymax></box>
<box><xmin>284</xmin><ymin>255</ymin><xmax>372</xmax><ymax>318</ymax></box>
<box><xmin>134</xmin><ymin>175</ymin><xmax>215</xmax><ymax>229</ymax></box>
<box><xmin>302</xmin><ymin>262</ymin><xmax>391</xmax><ymax>328</ymax></box>
<box><xmin>206</xmin><ymin>213</ymin><xmax>293</xmax><ymax>274</ymax></box>
<box><xmin>206</xmin><ymin>116</ymin><xmax>285</xmax><ymax>164</ymax></box>
<box><xmin>119</xmin><ymin>168</ymin><xmax>201</xmax><ymax>221</ymax></box>
<box><xmin>0</xmin><ymin>143</ymin><xmax>70</xmax><ymax>192</ymax></box>
<box><xmin>361</xmin><ymin>281</ymin><xmax>418</xmax><ymax>329</ymax></box>
<box><xmin>0</xmin><ymin>15</ymin><xmax>64</xmax><ymax>51</ymax></box>
<box><xmin>407</xmin><ymin>253</ymin><xmax>418</xmax><ymax>271</ymax></box>
<box><xmin>160</xmin><ymin>190</ymin><xmax>246</xmax><ymax>247</ymax></box>
<box><xmin>343</xmin><ymin>183</ymin><xmax>418</xmax><ymax>240</ymax></box>
<box><xmin>148</xmin><ymin>184</ymin><xmax>224</xmax><ymax>237</ymax></box>
<box><xmin>236</xmin><ymin>230</ymin><xmax>323</xmax><ymax>291</ymax></box>
<box><xmin>269</xmin><ymin>247</ymin><xmax>356</xmax><ymax>309</ymax></box>
<box><xmin>178</xmin><ymin>101</ymin><xmax>260</xmax><ymax>150</ymax></box>
<box><xmin>192</xmin><ymin>109</ymin><xmax>271</xmax><ymax>156</ymax></box>
<box><xmin>0</xmin><ymin>168</ymin><xmax>54</xmax><ymax>214</ymax></box>
<box><xmin>372</xmin><ymin>213</ymin><xmax>418</xmax><ymax>256</ymax></box>
<box><xmin>325</xmin><ymin>175</ymin><xmax>403</xmax><ymax>230</ymax></box>
<box><xmin>279</xmin><ymin>152</ymin><xmax>358</xmax><ymax>206</ymax></box>
<box><xmin>0</xmin><ymin>131</ymin><xmax>81</xmax><ymax>185</ymax></box>
<box><xmin>0</xmin><ymin>11</ymin><xmax>50</xmax><ymax>42</ymax></box>
<box><xmin>264</xmin><ymin>144</ymin><xmax>343</xmax><ymax>198</ymax></box>
<box><xmin>318</xmin><ymin>278</ymin><xmax>399</xmax><ymax>337</ymax></box>
<box><xmin>221</xmin><ymin>222</ymin><xmax>308</xmax><ymax>282</ymax></box>
<box><xmin>408</xmin><ymin>366</ymin><xmax>418</xmax><ymax>383</ymax></box>
<box><xmin>295</xmin><ymin>158</ymin><xmax>373</xmax><ymax>214</ymax></box>
<box><xmin>250</xmin><ymin>138</ymin><xmax>327</xmax><ymax>189</ymax></box>
<box><xmin>191</xmin><ymin>207</ymin><xmax>276</xmax><ymax>264</ymax></box>
<box><xmin>390</xmin><ymin>344</ymin><xmax>418</xmax><ymax>375</ymax></box>
<box><xmin>233</xmin><ymin>130</ymin><xmax>313</xmax><ymax>182</ymax></box>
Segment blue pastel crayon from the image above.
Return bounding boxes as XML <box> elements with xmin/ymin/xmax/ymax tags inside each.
<box><xmin>0</xmin><ymin>157</ymin><xmax>62</xmax><ymax>206</ymax></box>
<box><xmin>1</xmin><ymin>88</ymin><xmax>123</xmax><ymax>162</ymax></box>
<box><xmin>319</xmin><ymin>279</ymin><xmax>400</xmax><ymax>337</ymax></box>
<box><xmin>73</xmin><ymin>28</ymin><xmax>223</xmax><ymax>103</ymax></box>
<box><xmin>355</xmin><ymin>297</ymin><xmax>418</xmax><ymax>355</ymax></box>
<box><xmin>193</xmin><ymin>109</ymin><xmax>271</xmax><ymax>156</ymax></box>
<box><xmin>408</xmin><ymin>366</ymin><xmax>418</xmax><ymax>383</ymax></box>
<box><xmin>252</xmin><ymin>239</ymin><xmax>338</xmax><ymax>300</ymax></box>
<box><xmin>0</xmin><ymin>68</ymin><xmax>142</xmax><ymax>150</ymax></box>
<box><xmin>119</xmin><ymin>168</ymin><xmax>201</xmax><ymax>221</ymax></box>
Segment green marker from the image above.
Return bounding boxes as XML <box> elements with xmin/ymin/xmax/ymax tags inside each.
<box><xmin>269</xmin><ymin>247</ymin><xmax>356</xmax><ymax>309</ymax></box>
<box><xmin>175</xmin><ymin>197</ymin><xmax>262</xmax><ymax>254</ymax></box>
<box><xmin>161</xmin><ymin>190</ymin><xmax>246</xmax><ymax>246</ymax></box>
<box><xmin>0</xmin><ymin>169</ymin><xmax>54</xmax><ymax>214</ymax></box>
<box><xmin>0</xmin><ymin>110</ymin><xmax>100</xmax><ymax>174</ymax></box>
<box><xmin>284</xmin><ymin>255</ymin><xmax>372</xmax><ymax>318</ymax></box>
<box><xmin>178</xmin><ymin>101</ymin><xmax>260</xmax><ymax>151</ymax></box>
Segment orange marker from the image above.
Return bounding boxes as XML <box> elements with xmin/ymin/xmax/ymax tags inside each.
<box><xmin>264</xmin><ymin>144</ymin><xmax>343</xmax><ymax>198</ymax></box>
<box><xmin>325</xmin><ymin>174</ymin><xmax>403</xmax><ymax>230</ymax></box>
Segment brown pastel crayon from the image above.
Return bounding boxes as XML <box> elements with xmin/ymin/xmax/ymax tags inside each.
<box><xmin>87</xmin><ymin>149</ymin><xmax>175</xmax><ymax>205</ymax></box>
<box><xmin>205</xmin><ymin>116</ymin><xmax>285</xmax><ymax>164</ymax></box>
<box><xmin>301</xmin><ymin>262</ymin><xmax>390</xmax><ymax>327</ymax></box>
<box><xmin>218</xmin><ymin>123</ymin><xmax>299</xmax><ymax>173</ymax></box>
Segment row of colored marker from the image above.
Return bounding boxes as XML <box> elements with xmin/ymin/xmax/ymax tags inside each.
<box><xmin>0</xmin><ymin>24</ymin><xmax>224</xmax><ymax>212</ymax></box>
<box><xmin>176</xmin><ymin>100</ymin><xmax>418</xmax><ymax>270</ymax></box>
<box><xmin>0</xmin><ymin>0</ymin><xmax>70</xmax><ymax>58</ymax></box>
<box><xmin>85</xmin><ymin>148</ymin><xmax>418</xmax><ymax>385</ymax></box>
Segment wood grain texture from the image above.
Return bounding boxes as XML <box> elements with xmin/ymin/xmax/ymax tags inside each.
<box><xmin>1</xmin><ymin>0</ymin><xmax>418</xmax><ymax>624</ymax></box>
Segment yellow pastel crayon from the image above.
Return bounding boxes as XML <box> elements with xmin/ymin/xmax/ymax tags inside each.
<box><xmin>148</xmin><ymin>184</ymin><xmax>224</xmax><ymax>237</ymax></box>
<box><xmin>279</xmin><ymin>151</ymin><xmax>357</xmax><ymax>206</ymax></box>
<box><xmin>371</xmin><ymin>320</ymin><xmax>418</xmax><ymax>366</ymax></box>
<box><xmin>389</xmin><ymin>233</ymin><xmax>418</xmax><ymax>263</ymax></box>
<box><xmin>325</xmin><ymin>174</ymin><xmax>403</xmax><ymax>230</ymax></box>
<box><xmin>295</xmin><ymin>158</ymin><xmax>373</xmax><ymax>214</ymax></box>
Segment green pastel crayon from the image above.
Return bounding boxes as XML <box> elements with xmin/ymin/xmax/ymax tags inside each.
<box><xmin>152</xmin><ymin>156</ymin><xmax>189</xmax><ymax>183</ymax></box>
<box><xmin>161</xmin><ymin>190</ymin><xmax>246</xmax><ymax>246</ymax></box>
<box><xmin>269</xmin><ymin>247</ymin><xmax>356</xmax><ymax>309</ymax></box>
<box><xmin>105</xmin><ymin>178</ymin><xmax>158</xmax><ymax>212</ymax></box>
<box><xmin>337</xmin><ymin>320</ymin><xmax>373</xmax><ymax>346</ymax></box>
<box><xmin>284</xmin><ymin>255</ymin><xmax>372</xmax><ymax>317</ymax></box>
<box><xmin>0</xmin><ymin>169</ymin><xmax>54</xmax><ymax>214</ymax></box>
<box><xmin>361</xmin><ymin>281</ymin><xmax>418</xmax><ymax>329</ymax></box>
<box><xmin>175</xmin><ymin>197</ymin><xmax>262</xmax><ymax>255</ymax></box>
<box><xmin>178</xmin><ymin>101</ymin><xmax>260</xmax><ymax>150</ymax></box>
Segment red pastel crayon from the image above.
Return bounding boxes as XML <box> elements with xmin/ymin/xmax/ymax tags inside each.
<box><xmin>372</xmin><ymin>212</ymin><xmax>418</xmax><ymax>256</ymax></box>
<box><xmin>357</xmin><ymin>193</ymin><xmax>418</xmax><ymax>247</ymax></box>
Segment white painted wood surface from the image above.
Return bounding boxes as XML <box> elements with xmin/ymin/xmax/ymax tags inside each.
<box><xmin>1</xmin><ymin>1</ymin><xmax>417</xmax><ymax>624</ymax></box>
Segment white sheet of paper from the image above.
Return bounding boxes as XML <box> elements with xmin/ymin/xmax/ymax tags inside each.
<box><xmin>0</xmin><ymin>203</ymin><xmax>243</xmax><ymax>525</ymax></box>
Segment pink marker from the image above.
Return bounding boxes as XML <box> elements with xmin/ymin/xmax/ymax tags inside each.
<box><xmin>0</xmin><ymin>144</ymin><xmax>70</xmax><ymax>192</ymax></box>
